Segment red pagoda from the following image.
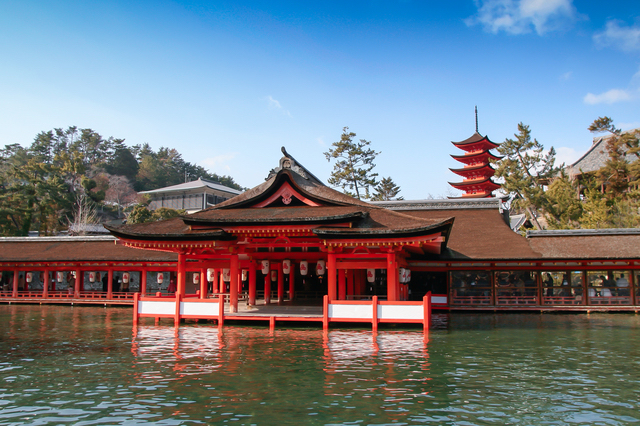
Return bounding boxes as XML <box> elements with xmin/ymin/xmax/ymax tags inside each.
<box><xmin>448</xmin><ymin>110</ymin><xmax>502</xmax><ymax>198</ymax></box>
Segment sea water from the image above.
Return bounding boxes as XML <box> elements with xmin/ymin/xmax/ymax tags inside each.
<box><xmin>1</xmin><ymin>305</ymin><xmax>639</xmax><ymax>425</ymax></box>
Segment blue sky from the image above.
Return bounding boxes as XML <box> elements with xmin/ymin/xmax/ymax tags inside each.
<box><xmin>1</xmin><ymin>0</ymin><xmax>639</xmax><ymax>198</ymax></box>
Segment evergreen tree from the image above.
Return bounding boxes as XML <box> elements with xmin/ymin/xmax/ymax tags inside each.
<box><xmin>324</xmin><ymin>127</ymin><xmax>380</xmax><ymax>200</ymax></box>
<box><xmin>371</xmin><ymin>177</ymin><xmax>403</xmax><ymax>201</ymax></box>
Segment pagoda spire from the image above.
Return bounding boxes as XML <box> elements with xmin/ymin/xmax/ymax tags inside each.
<box><xmin>447</xmin><ymin>109</ymin><xmax>502</xmax><ymax>199</ymax></box>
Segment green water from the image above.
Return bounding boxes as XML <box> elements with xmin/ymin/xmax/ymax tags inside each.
<box><xmin>1</xmin><ymin>305</ymin><xmax>639</xmax><ymax>425</ymax></box>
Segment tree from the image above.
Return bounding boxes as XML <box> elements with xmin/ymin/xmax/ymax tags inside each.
<box><xmin>324</xmin><ymin>127</ymin><xmax>380</xmax><ymax>200</ymax></box>
<box><xmin>371</xmin><ymin>177</ymin><xmax>403</xmax><ymax>201</ymax></box>
<box><xmin>494</xmin><ymin>123</ymin><xmax>560</xmax><ymax>230</ymax></box>
<box><xmin>543</xmin><ymin>171</ymin><xmax>582</xmax><ymax>229</ymax></box>
<box><xmin>105</xmin><ymin>175</ymin><xmax>139</xmax><ymax>217</ymax></box>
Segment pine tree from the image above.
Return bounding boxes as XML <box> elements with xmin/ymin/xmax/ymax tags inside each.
<box><xmin>372</xmin><ymin>177</ymin><xmax>403</xmax><ymax>201</ymax></box>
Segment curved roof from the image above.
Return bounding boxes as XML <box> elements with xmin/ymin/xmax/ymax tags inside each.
<box><xmin>452</xmin><ymin>132</ymin><xmax>500</xmax><ymax>152</ymax></box>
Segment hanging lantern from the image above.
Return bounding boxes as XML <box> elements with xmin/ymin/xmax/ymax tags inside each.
<box><xmin>282</xmin><ymin>260</ymin><xmax>291</xmax><ymax>274</ymax></box>
<box><xmin>26</xmin><ymin>272</ymin><xmax>33</xmax><ymax>283</ymax></box>
<box><xmin>299</xmin><ymin>260</ymin><xmax>308</xmax><ymax>276</ymax></box>
<box><xmin>400</xmin><ymin>268</ymin><xmax>408</xmax><ymax>284</ymax></box>
<box><xmin>367</xmin><ymin>269</ymin><xmax>375</xmax><ymax>283</ymax></box>
<box><xmin>57</xmin><ymin>271</ymin><xmax>64</xmax><ymax>282</ymax></box>
<box><xmin>261</xmin><ymin>260</ymin><xmax>270</xmax><ymax>275</ymax></box>
<box><xmin>89</xmin><ymin>272</ymin><xmax>96</xmax><ymax>283</ymax></box>
<box><xmin>271</xmin><ymin>270</ymin><xmax>277</xmax><ymax>282</ymax></box>
<box><xmin>316</xmin><ymin>260</ymin><xmax>326</xmax><ymax>276</ymax></box>
<box><xmin>222</xmin><ymin>269</ymin><xmax>231</xmax><ymax>282</ymax></box>
<box><xmin>207</xmin><ymin>268</ymin><xmax>215</xmax><ymax>281</ymax></box>
<box><xmin>241</xmin><ymin>269</ymin><xmax>248</xmax><ymax>281</ymax></box>
<box><xmin>193</xmin><ymin>273</ymin><xmax>200</xmax><ymax>284</ymax></box>
<box><xmin>157</xmin><ymin>273</ymin><xmax>164</xmax><ymax>284</ymax></box>
<box><xmin>405</xmin><ymin>269</ymin><xmax>411</xmax><ymax>283</ymax></box>
<box><xmin>122</xmin><ymin>272</ymin><xmax>130</xmax><ymax>284</ymax></box>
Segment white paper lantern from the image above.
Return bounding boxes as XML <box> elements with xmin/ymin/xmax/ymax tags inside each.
<box><xmin>282</xmin><ymin>260</ymin><xmax>291</xmax><ymax>274</ymax></box>
<box><xmin>157</xmin><ymin>273</ymin><xmax>164</xmax><ymax>284</ymax></box>
<box><xmin>398</xmin><ymin>268</ymin><xmax>405</xmax><ymax>283</ymax></box>
<box><xmin>316</xmin><ymin>260</ymin><xmax>326</xmax><ymax>276</ymax></box>
<box><xmin>367</xmin><ymin>269</ymin><xmax>375</xmax><ymax>283</ymax></box>
<box><xmin>122</xmin><ymin>272</ymin><xmax>130</xmax><ymax>284</ymax></box>
<box><xmin>299</xmin><ymin>260</ymin><xmax>308</xmax><ymax>276</ymax></box>
<box><xmin>193</xmin><ymin>273</ymin><xmax>200</xmax><ymax>284</ymax></box>
<box><xmin>261</xmin><ymin>260</ymin><xmax>270</xmax><ymax>275</ymax></box>
<box><xmin>222</xmin><ymin>268</ymin><xmax>231</xmax><ymax>282</ymax></box>
<box><xmin>26</xmin><ymin>272</ymin><xmax>33</xmax><ymax>283</ymax></box>
<box><xmin>89</xmin><ymin>272</ymin><xmax>96</xmax><ymax>283</ymax></box>
<box><xmin>57</xmin><ymin>271</ymin><xmax>64</xmax><ymax>282</ymax></box>
<box><xmin>270</xmin><ymin>270</ymin><xmax>277</xmax><ymax>282</ymax></box>
<box><xmin>242</xmin><ymin>269</ymin><xmax>248</xmax><ymax>281</ymax></box>
<box><xmin>207</xmin><ymin>268</ymin><xmax>215</xmax><ymax>281</ymax></box>
<box><xmin>405</xmin><ymin>269</ymin><xmax>411</xmax><ymax>283</ymax></box>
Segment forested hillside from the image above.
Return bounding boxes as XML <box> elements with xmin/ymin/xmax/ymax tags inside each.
<box><xmin>0</xmin><ymin>126</ymin><xmax>243</xmax><ymax>236</ymax></box>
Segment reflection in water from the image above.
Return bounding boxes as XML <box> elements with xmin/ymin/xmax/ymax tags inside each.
<box><xmin>1</xmin><ymin>305</ymin><xmax>639</xmax><ymax>425</ymax></box>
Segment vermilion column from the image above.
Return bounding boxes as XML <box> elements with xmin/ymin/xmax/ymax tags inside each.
<box><xmin>141</xmin><ymin>270</ymin><xmax>147</xmax><ymax>296</ymax></box>
<box><xmin>12</xmin><ymin>269</ymin><xmax>18</xmax><ymax>298</ymax></box>
<box><xmin>327</xmin><ymin>254</ymin><xmax>337</xmax><ymax>301</ymax></box>
<box><xmin>74</xmin><ymin>268</ymin><xmax>81</xmax><ymax>298</ymax></box>
<box><xmin>218</xmin><ymin>270</ymin><xmax>224</xmax><ymax>294</ymax></box>
<box><xmin>338</xmin><ymin>269</ymin><xmax>346</xmax><ymax>300</ymax></box>
<box><xmin>249</xmin><ymin>263</ymin><xmax>256</xmax><ymax>305</ymax></box>
<box><xmin>289</xmin><ymin>264</ymin><xmax>295</xmax><ymax>301</ymax></box>
<box><xmin>107</xmin><ymin>269</ymin><xmax>114</xmax><ymax>299</ymax></box>
<box><xmin>177</xmin><ymin>254</ymin><xmax>186</xmax><ymax>296</ymax></box>
<box><xmin>199</xmin><ymin>268</ymin><xmax>207</xmax><ymax>299</ymax></box>
<box><xmin>386</xmin><ymin>253</ymin><xmax>398</xmax><ymax>301</ymax></box>
<box><xmin>43</xmin><ymin>269</ymin><xmax>49</xmax><ymax>299</ymax></box>
<box><xmin>230</xmin><ymin>255</ymin><xmax>239</xmax><ymax>313</ymax></box>
<box><xmin>277</xmin><ymin>266</ymin><xmax>284</xmax><ymax>304</ymax></box>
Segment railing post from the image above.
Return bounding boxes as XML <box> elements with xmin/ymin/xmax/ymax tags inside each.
<box><xmin>218</xmin><ymin>295</ymin><xmax>224</xmax><ymax>328</ymax></box>
<box><xmin>372</xmin><ymin>295</ymin><xmax>378</xmax><ymax>332</ymax></box>
<box><xmin>133</xmin><ymin>292</ymin><xmax>140</xmax><ymax>326</ymax></box>
<box><xmin>323</xmin><ymin>295</ymin><xmax>329</xmax><ymax>330</ymax></box>
<box><xmin>423</xmin><ymin>291</ymin><xmax>432</xmax><ymax>331</ymax></box>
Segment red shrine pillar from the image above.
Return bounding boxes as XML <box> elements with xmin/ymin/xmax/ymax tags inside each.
<box><xmin>248</xmin><ymin>262</ymin><xmax>257</xmax><ymax>305</ymax></box>
<box><xmin>177</xmin><ymin>254</ymin><xmax>186</xmax><ymax>296</ymax></box>
<box><xmin>338</xmin><ymin>269</ymin><xmax>346</xmax><ymax>301</ymax></box>
<box><xmin>386</xmin><ymin>253</ymin><xmax>398</xmax><ymax>301</ymax></box>
<box><xmin>107</xmin><ymin>269</ymin><xmax>114</xmax><ymax>299</ymax></box>
<box><xmin>74</xmin><ymin>268</ymin><xmax>82</xmax><ymax>298</ymax></box>
<box><xmin>199</xmin><ymin>268</ymin><xmax>207</xmax><ymax>299</ymax></box>
<box><xmin>211</xmin><ymin>269</ymin><xmax>218</xmax><ymax>294</ymax></box>
<box><xmin>218</xmin><ymin>270</ymin><xmax>225</xmax><ymax>294</ymax></box>
<box><xmin>289</xmin><ymin>264</ymin><xmax>295</xmax><ymax>301</ymax></box>
<box><xmin>140</xmin><ymin>270</ymin><xmax>147</xmax><ymax>296</ymax></box>
<box><xmin>264</xmin><ymin>271</ymin><xmax>271</xmax><ymax>304</ymax></box>
<box><xmin>277</xmin><ymin>265</ymin><xmax>284</xmax><ymax>304</ymax></box>
<box><xmin>327</xmin><ymin>254</ymin><xmax>337</xmax><ymax>301</ymax></box>
<box><xmin>43</xmin><ymin>269</ymin><xmax>49</xmax><ymax>299</ymax></box>
<box><xmin>12</xmin><ymin>269</ymin><xmax>18</xmax><ymax>298</ymax></box>
<box><xmin>230</xmin><ymin>255</ymin><xmax>239</xmax><ymax>313</ymax></box>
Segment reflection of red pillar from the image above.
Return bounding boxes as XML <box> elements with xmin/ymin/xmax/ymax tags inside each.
<box><xmin>248</xmin><ymin>263</ymin><xmax>256</xmax><ymax>305</ymax></box>
<box><xmin>177</xmin><ymin>254</ymin><xmax>186</xmax><ymax>296</ymax></box>
<box><xmin>230</xmin><ymin>255</ymin><xmax>239</xmax><ymax>313</ymax></box>
<box><xmin>43</xmin><ymin>269</ymin><xmax>49</xmax><ymax>299</ymax></box>
<box><xmin>277</xmin><ymin>266</ymin><xmax>284</xmax><ymax>304</ymax></box>
<box><xmin>199</xmin><ymin>268</ymin><xmax>207</xmax><ymax>299</ymax></box>
<box><xmin>289</xmin><ymin>264</ymin><xmax>295</xmax><ymax>301</ymax></box>
<box><xmin>327</xmin><ymin>254</ymin><xmax>337</xmax><ymax>301</ymax></box>
<box><xmin>338</xmin><ymin>269</ymin><xmax>346</xmax><ymax>300</ymax></box>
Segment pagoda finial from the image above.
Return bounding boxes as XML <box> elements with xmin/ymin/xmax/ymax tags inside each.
<box><xmin>475</xmin><ymin>106</ymin><xmax>478</xmax><ymax>134</ymax></box>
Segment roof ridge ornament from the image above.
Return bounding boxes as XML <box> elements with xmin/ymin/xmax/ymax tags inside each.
<box><xmin>266</xmin><ymin>146</ymin><xmax>309</xmax><ymax>180</ymax></box>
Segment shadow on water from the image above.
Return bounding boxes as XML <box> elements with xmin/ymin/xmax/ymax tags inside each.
<box><xmin>1</xmin><ymin>305</ymin><xmax>639</xmax><ymax>425</ymax></box>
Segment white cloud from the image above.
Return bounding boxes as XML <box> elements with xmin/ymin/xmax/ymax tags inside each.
<box><xmin>200</xmin><ymin>153</ymin><xmax>236</xmax><ymax>172</ymax></box>
<box><xmin>583</xmin><ymin>89</ymin><xmax>632</xmax><ymax>105</ymax></box>
<box><xmin>554</xmin><ymin>146</ymin><xmax>580</xmax><ymax>166</ymax></box>
<box><xmin>467</xmin><ymin>0</ymin><xmax>576</xmax><ymax>35</ymax></box>
<box><xmin>618</xmin><ymin>121</ymin><xmax>640</xmax><ymax>131</ymax></box>
<box><xmin>594</xmin><ymin>20</ymin><xmax>640</xmax><ymax>52</ymax></box>
<box><xmin>266</xmin><ymin>95</ymin><xmax>292</xmax><ymax>117</ymax></box>
<box><xmin>560</xmin><ymin>71</ymin><xmax>572</xmax><ymax>81</ymax></box>
<box><xmin>316</xmin><ymin>137</ymin><xmax>325</xmax><ymax>147</ymax></box>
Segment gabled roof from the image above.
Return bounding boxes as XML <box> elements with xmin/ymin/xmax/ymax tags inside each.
<box><xmin>108</xmin><ymin>147</ymin><xmax>455</xmax><ymax>246</ymax></box>
<box><xmin>139</xmin><ymin>178</ymin><xmax>243</xmax><ymax>196</ymax></box>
